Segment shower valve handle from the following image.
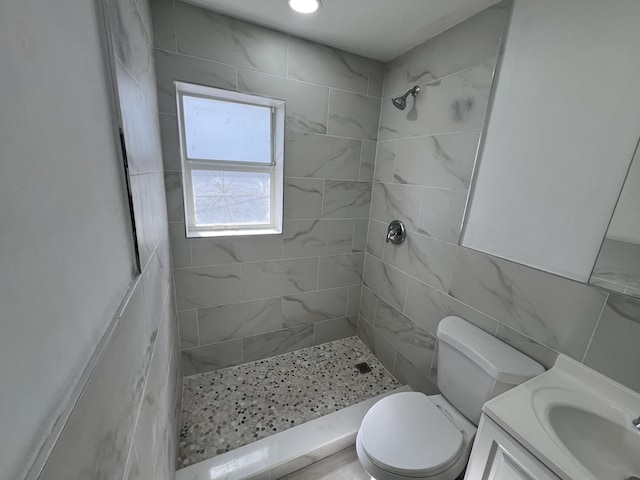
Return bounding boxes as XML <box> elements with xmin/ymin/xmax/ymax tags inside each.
<box><xmin>386</xmin><ymin>220</ymin><xmax>406</xmax><ymax>244</ymax></box>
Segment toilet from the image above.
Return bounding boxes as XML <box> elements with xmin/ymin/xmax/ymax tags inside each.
<box><xmin>356</xmin><ymin>316</ymin><xmax>545</xmax><ymax>480</ymax></box>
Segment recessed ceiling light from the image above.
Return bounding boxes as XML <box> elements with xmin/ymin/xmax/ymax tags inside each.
<box><xmin>288</xmin><ymin>0</ymin><xmax>321</xmax><ymax>14</ymax></box>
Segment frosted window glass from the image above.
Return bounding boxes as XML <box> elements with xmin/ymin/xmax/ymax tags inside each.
<box><xmin>183</xmin><ymin>95</ymin><xmax>272</xmax><ymax>163</ymax></box>
<box><xmin>191</xmin><ymin>169</ymin><xmax>271</xmax><ymax>226</ymax></box>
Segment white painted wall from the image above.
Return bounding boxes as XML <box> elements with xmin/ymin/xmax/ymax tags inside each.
<box><xmin>462</xmin><ymin>0</ymin><xmax>640</xmax><ymax>281</ymax></box>
<box><xmin>0</xmin><ymin>1</ymin><xmax>134</xmax><ymax>478</ymax></box>
<box><xmin>607</xmin><ymin>147</ymin><xmax>640</xmax><ymax>244</ymax></box>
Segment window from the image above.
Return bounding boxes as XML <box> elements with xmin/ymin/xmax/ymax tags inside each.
<box><xmin>176</xmin><ymin>82</ymin><xmax>285</xmax><ymax>237</ymax></box>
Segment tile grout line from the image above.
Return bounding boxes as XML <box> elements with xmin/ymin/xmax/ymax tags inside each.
<box><xmin>581</xmin><ymin>293</ymin><xmax>609</xmax><ymax>363</ymax></box>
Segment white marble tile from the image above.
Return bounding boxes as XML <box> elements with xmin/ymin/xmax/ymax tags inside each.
<box><xmin>284</xmin><ymin>178</ymin><xmax>324</xmax><ymax>220</ymax></box>
<box><xmin>178</xmin><ymin>310</ymin><xmax>198</xmax><ymax>348</ymax></box>
<box><xmin>159</xmin><ymin>113</ymin><xmax>180</xmax><ymax>171</ymax></box>
<box><xmin>154</xmin><ymin>49</ymin><xmax>237</xmax><ymax>115</ymax></box>
<box><xmin>368</xmin><ymin>61</ymin><xmax>385</xmax><ymax>98</ymax></box>
<box><xmin>359</xmin><ymin>140</ymin><xmax>377</xmax><ymax>181</ymax></box>
<box><xmin>164</xmin><ymin>171</ymin><xmax>184</xmax><ymax>222</ymax></box>
<box><xmin>282</xmin><ymin>288</ymin><xmax>348</xmax><ymax>327</ymax></box>
<box><xmin>242</xmin><ymin>325</ymin><xmax>314</xmax><ymax>362</ymax></box>
<box><xmin>174</xmin><ymin>264</ymin><xmax>242</xmax><ymax>310</ymax></box>
<box><xmin>314</xmin><ymin>317</ymin><xmax>357</xmax><ymax>345</ymax></box>
<box><xmin>403</xmin><ymin>277</ymin><xmax>497</xmax><ymax>337</ymax></box>
<box><xmin>190</xmin><ymin>235</ymin><xmax>283</xmax><ymax>266</ymax></box>
<box><xmin>287</xmin><ymin>36</ymin><xmax>370</xmax><ymax>94</ymax></box>
<box><xmin>347</xmin><ymin>285</ymin><xmax>362</xmax><ymax>316</ymax></box>
<box><xmin>283</xmin><ymin>219</ymin><xmax>354</xmax><ymax>258</ymax></box>
<box><xmin>359</xmin><ymin>286</ymin><xmax>378</xmax><ymax>324</ymax></box>
<box><xmin>394</xmin><ymin>130</ymin><xmax>480</xmax><ymax>189</ymax></box>
<box><xmin>370</xmin><ymin>182</ymin><xmax>423</xmax><ymax>231</ymax></box>
<box><xmin>406</xmin><ymin>4</ymin><xmax>506</xmax><ymax>85</ymax></box>
<box><xmin>239</xmin><ymin>69</ymin><xmax>329</xmax><ymax>134</ymax></box>
<box><xmin>182</xmin><ymin>339</ymin><xmax>243</xmax><ymax>375</ymax></box>
<box><xmin>393</xmin><ymin>352</ymin><xmax>439</xmax><ymax>396</ymax></box>
<box><xmin>317</xmin><ymin>253</ymin><xmax>365</xmax><ymax>289</ymax></box>
<box><xmin>363</xmin><ymin>254</ymin><xmax>409</xmax><ymax>311</ymax></box>
<box><xmin>495</xmin><ymin>324</ymin><xmax>559</xmax><ymax>370</ymax></box>
<box><xmin>285</xmin><ymin>132</ymin><xmax>361</xmax><ymax>180</ymax></box>
<box><xmin>417</xmin><ymin>188</ymin><xmax>468</xmax><ymax>244</ymax></box>
<box><xmin>373</xmin><ymin>140</ymin><xmax>397</xmax><ymax>183</ymax></box>
<box><xmin>130</xmin><ymin>174</ymin><xmax>154</xmax><ymax>267</ymax></box>
<box><xmin>322</xmin><ymin>181</ymin><xmax>372</xmax><ymax>219</ymax></box>
<box><xmin>384</xmin><ymin>232</ymin><xmax>457</xmax><ymax>293</ymax></box>
<box><xmin>584</xmin><ymin>294</ymin><xmax>640</xmax><ymax>393</ymax></box>
<box><xmin>382</xmin><ymin>53</ymin><xmax>409</xmax><ymax>98</ymax></box>
<box><xmin>242</xmin><ymin>258</ymin><xmax>319</xmax><ymax>300</ymax></box>
<box><xmin>591</xmin><ymin>239</ymin><xmax>640</xmax><ymax>290</ymax></box>
<box><xmin>150</xmin><ymin>0</ymin><xmax>175</xmax><ymax>51</ymax></box>
<box><xmin>352</xmin><ymin>219</ymin><xmax>369</xmax><ymax>253</ymax></box>
<box><xmin>175</xmin><ymin>2</ymin><xmax>287</xmax><ymax>75</ymax></box>
<box><xmin>374</xmin><ymin>299</ymin><xmax>436</xmax><ymax>371</ymax></box>
<box><xmin>328</xmin><ymin>90</ymin><xmax>381</xmax><ymax>140</ymax></box>
<box><xmin>198</xmin><ymin>297</ymin><xmax>282</xmax><ymax>344</ymax></box>
<box><xmin>357</xmin><ymin>316</ymin><xmax>397</xmax><ymax>374</ymax></box>
<box><xmin>449</xmin><ymin>247</ymin><xmax>608</xmax><ymax>360</ymax></box>
<box><xmin>366</xmin><ymin>219</ymin><xmax>387</xmax><ymax>260</ymax></box>
<box><xmin>626</xmin><ymin>286</ymin><xmax>640</xmax><ymax>299</ymax></box>
<box><xmin>168</xmin><ymin>222</ymin><xmax>190</xmax><ymax>268</ymax></box>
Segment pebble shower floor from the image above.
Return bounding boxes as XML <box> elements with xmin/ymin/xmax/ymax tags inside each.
<box><xmin>178</xmin><ymin>336</ymin><xmax>401</xmax><ymax>468</ymax></box>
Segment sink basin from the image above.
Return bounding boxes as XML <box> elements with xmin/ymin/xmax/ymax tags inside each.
<box><xmin>547</xmin><ymin>403</ymin><xmax>640</xmax><ymax>479</ymax></box>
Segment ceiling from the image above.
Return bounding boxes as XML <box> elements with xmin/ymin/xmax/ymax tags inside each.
<box><xmin>183</xmin><ymin>0</ymin><xmax>502</xmax><ymax>62</ymax></box>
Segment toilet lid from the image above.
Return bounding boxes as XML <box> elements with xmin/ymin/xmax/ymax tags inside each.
<box><xmin>359</xmin><ymin>392</ymin><xmax>463</xmax><ymax>477</ymax></box>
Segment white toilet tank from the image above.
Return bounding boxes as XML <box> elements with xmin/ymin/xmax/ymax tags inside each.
<box><xmin>436</xmin><ymin>316</ymin><xmax>544</xmax><ymax>425</ymax></box>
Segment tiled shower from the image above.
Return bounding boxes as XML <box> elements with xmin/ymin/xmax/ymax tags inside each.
<box><xmin>5</xmin><ymin>0</ymin><xmax>640</xmax><ymax>479</ymax></box>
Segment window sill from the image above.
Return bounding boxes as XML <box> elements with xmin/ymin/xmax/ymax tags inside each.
<box><xmin>186</xmin><ymin>227</ymin><xmax>282</xmax><ymax>238</ymax></box>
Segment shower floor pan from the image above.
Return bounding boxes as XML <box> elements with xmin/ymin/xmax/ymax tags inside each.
<box><xmin>176</xmin><ymin>336</ymin><xmax>405</xmax><ymax>479</ymax></box>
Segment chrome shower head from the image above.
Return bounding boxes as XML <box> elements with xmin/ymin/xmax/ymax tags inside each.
<box><xmin>391</xmin><ymin>85</ymin><xmax>420</xmax><ymax>110</ymax></box>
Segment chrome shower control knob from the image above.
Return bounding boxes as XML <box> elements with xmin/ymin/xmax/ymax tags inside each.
<box><xmin>386</xmin><ymin>220</ymin><xmax>406</xmax><ymax>244</ymax></box>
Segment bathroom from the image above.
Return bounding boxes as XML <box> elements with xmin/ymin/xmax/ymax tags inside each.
<box><xmin>1</xmin><ymin>0</ymin><xmax>639</xmax><ymax>479</ymax></box>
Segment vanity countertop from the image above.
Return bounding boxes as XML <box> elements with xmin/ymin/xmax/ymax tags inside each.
<box><xmin>482</xmin><ymin>355</ymin><xmax>640</xmax><ymax>480</ymax></box>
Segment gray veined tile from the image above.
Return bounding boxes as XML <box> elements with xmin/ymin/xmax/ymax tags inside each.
<box><xmin>383</xmin><ymin>232</ymin><xmax>457</xmax><ymax>293</ymax></box>
<box><xmin>190</xmin><ymin>235</ymin><xmax>283</xmax><ymax>266</ymax></box>
<box><xmin>175</xmin><ymin>2</ymin><xmax>287</xmax><ymax>75</ymax></box>
<box><xmin>198</xmin><ymin>297</ymin><xmax>282</xmax><ymax>344</ymax></box>
<box><xmin>417</xmin><ymin>188</ymin><xmax>468</xmax><ymax>244</ymax></box>
<box><xmin>403</xmin><ymin>277</ymin><xmax>498</xmax><ymax>337</ymax></box>
<box><xmin>283</xmin><ymin>219</ymin><xmax>354</xmax><ymax>258</ymax></box>
<box><xmin>238</xmin><ymin>69</ymin><xmax>329</xmax><ymax>134</ymax></box>
<box><xmin>283</xmin><ymin>288</ymin><xmax>348</xmax><ymax>327</ymax></box>
<box><xmin>366</xmin><ymin>219</ymin><xmax>387</xmax><ymax>260</ymax></box>
<box><xmin>322</xmin><ymin>181</ymin><xmax>372</xmax><ymax>219</ymax></box>
<box><xmin>154</xmin><ymin>49</ymin><xmax>237</xmax><ymax>115</ymax></box>
<box><xmin>178</xmin><ymin>309</ymin><xmax>198</xmax><ymax>348</ymax></box>
<box><xmin>374</xmin><ymin>299</ymin><xmax>436</xmax><ymax>371</ymax></box>
<box><xmin>359</xmin><ymin>286</ymin><xmax>378</xmax><ymax>324</ymax></box>
<box><xmin>394</xmin><ymin>131</ymin><xmax>480</xmax><ymax>189</ymax></box>
<box><xmin>352</xmin><ymin>219</ymin><xmax>369</xmax><ymax>253</ymax></box>
<box><xmin>583</xmin><ymin>294</ymin><xmax>640</xmax><ymax>393</ymax></box>
<box><xmin>359</xmin><ymin>140</ymin><xmax>377</xmax><ymax>181</ymax></box>
<box><xmin>284</xmin><ymin>178</ymin><xmax>324</xmax><ymax>219</ymax></box>
<box><xmin>182</xmin><ymin>339</ymin><xmax>243</xmax><ymax>376</ymax></box>
<box><xmin>159</xmin><ymin>113</ymin><xmax>180</xmax><ymax>171</ymax></box>
<box><xmin>150</xmin><ymin>0</ymin><xmax>175</xmax><ymax>52</ymax></box>
<box><xmin>406</xmin><ymin>4</ymin><xmax>506</xmax><ymax>85</ymax></box>
<box><xmin>368</xmin><ymin>61</ymin><xmax>385</xmax><ymax>98</ymax></box>
<box><xmin>373</xmin><ymin>140</ymin><xmax>397</xmax><ymax>183</ymax></box>
<box><xmin>382</xmin><ymin>53</ymin><xmax>409</xmax><ymax>98</ymax></box>
<box><xmin>174</xmin><ymin>264</ymin><xmax>242</xmax><ymax>310</ymax></box>
<box><xmin>347</xmin><ymin>285</ymin><xmax>363</xmax><ymax>316</ymax></box>
<box><xmin>328</xmin><ymin>90</ymin><xmax>381</xmax><ymax>141</ymax></box>
<box><xmin>168</xmin><ymin>222</ymin><xmax>191</xmax><ymax>268</ymax></box>
<box><xmin>370</xmin><ymin>182</ymin><xmax>422</xmax><ymax>231</ymax></box>
<box><xmin>393</xmin><ymin>351</ymin><xmax>439</xmax><ymax>395</ymax></box>
<box><xmin>318</xmin><ymin>253</ymin><xmax>365</xmax><ymax>290</ymax></box>
<box><xmin>495</xmin><ymin>324</ymin><xmax>559</xmax><ymax>370</ymax></box>
<box><xmin>363</xmin><ymin>255</ymin><xmax>409</xmax><ymax>311</ymax></box>
<box><xmin>449</xmin><ymin>247</ymin><xmax>608</xmax><ymax>361</ymax></box>
<box><xmin>242</xmin><ymin>257</ymin><xmax>319</xmax><ymax>300</ymax></box>
<box><xmin>287</xmin><ymin>36</ymin><xmax>371</xmax><ymax>94</ymax></box>
<box><xmin>285</xmin><ymin>132</ymin><xmax>361</xmax><ymax>180</ymax></box>
<box><xmin>357</xmin><ymin>316</ymin><xmax>398</xmax><ymax>374</ymax></box>
<box><xmin>242</xmin><ymin>325</ymin><xmax>314</xmax><ymax>363</ymax></box>
<box><xmin>314</xmin><ymin>317</ymin><xmax>357</xmax><ymax>345</ymax></box>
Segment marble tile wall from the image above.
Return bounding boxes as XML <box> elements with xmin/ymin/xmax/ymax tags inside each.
<box><xmin>37</xmin><ymin>0</ymin><xmax>181</xmax><ymax>478</ymax></box>
<box><xmin>150</xmin><ymin>0</ymin><xmax>382</xmax><ymax>375</ymax></box>
<box><xmin>360</xmin><ymin>1</ymin><xmax>640</xmax><ymax>395</ymax></box>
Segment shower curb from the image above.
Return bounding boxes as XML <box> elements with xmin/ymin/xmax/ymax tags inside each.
<box><xmin>175</xmin><ymin>385</ymin><xmax>411</xmax><ymax>480</ymax></box>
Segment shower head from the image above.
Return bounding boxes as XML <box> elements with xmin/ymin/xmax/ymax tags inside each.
<box><xmin>391</xmin><ymin>85</ymin><xmax>420</xmax><ymax>110</ymax></box>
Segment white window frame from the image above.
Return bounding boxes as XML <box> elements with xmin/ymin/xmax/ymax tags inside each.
<box><xmin>175</xmin><ymin>81</ymin><xmax>285</xmax><ymax>238</ymax></box>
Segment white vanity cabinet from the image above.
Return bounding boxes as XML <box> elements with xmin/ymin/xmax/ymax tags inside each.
<box><xmin>465</xmin><ymin>415</ymin><xmax>560</xmax><ymax>480</ymax></box>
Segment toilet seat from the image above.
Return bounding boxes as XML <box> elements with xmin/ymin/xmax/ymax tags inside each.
<box><xmin>358</xmin><ymin>392</ymin><xmax>464</xmax><ymax>477</ymax></box>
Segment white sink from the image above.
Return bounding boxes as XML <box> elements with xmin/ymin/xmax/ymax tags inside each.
<box><xmin>483</xmin><ymin>355</ymin><xmax>640</xmax><ymax>480</ymax></box>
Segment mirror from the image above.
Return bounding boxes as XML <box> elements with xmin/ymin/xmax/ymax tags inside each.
<box><xmin>460</xmin><ymin>0</ymin><xmax>640</xmax><ymax>297</ymax></box>
<box><xmin>590</xmin><ymin>142</ymin><xmax>640</xmax><ymax>298</ymax></box>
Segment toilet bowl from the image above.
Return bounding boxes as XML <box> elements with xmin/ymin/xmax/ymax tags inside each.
<box><xmin>356</xmin><ymin>316</ymin><xmax>545</xmax><ymax>480</ymax></box>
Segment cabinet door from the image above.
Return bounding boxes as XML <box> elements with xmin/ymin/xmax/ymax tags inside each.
<box><xmin>465</xmin><ymin>416</ymin><xmax>560</xmax><ymax>480</ymax></box>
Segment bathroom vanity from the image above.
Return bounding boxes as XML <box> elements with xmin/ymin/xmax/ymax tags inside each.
<box><xmin>465</xmin><ymin>356</ymin><xmax>640</xmax><ymax>480</ymax></box>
